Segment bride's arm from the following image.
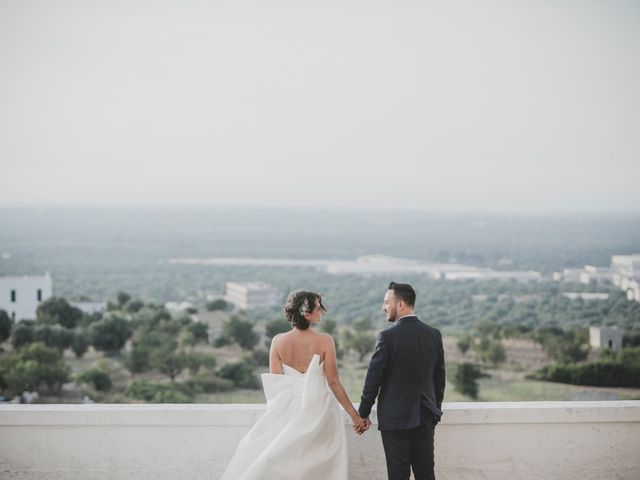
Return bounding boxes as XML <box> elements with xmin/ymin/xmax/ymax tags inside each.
<box><xmin>269</xmin><ymin>334</ymin><xmax>283</xmax><ymax>374</ymax></box>
<box><xmin>323</xmin><ymin>335</ymin><xmax>363</xmax><ymax>426</ymax></box>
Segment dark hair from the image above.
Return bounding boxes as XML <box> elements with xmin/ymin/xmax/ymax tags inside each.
<box><xmin>283</xmin><ymin>290</ymin><xmax>326</xmax><ymax>330</ymax></box>
<box><xmin>388</xmin><ymin>282</ymin><xmax>416</xmax><ymax>307</ymax></box>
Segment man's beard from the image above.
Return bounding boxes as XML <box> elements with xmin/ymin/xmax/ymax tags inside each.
<box><xmin>386</xmin><ymin>309</ymin><xmax>397</xmax><ymax>322</ymax></box>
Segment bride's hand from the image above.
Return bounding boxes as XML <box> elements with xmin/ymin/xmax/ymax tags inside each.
<box><xmin>352</xmin><ymin>415</ymin><xmax>368</xmax><ymax>434</ymax></box>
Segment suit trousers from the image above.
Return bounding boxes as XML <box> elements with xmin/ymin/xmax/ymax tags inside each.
<box><xmin>380</xmin><ymin>410</ymin><xmax>436</xmax><ymax>480</ymax></box>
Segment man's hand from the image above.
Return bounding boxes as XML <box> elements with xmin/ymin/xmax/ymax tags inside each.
<box><xmin>352</xmin><ymin>415</ymin><xmax>370</xmax><ymax>435</ymax></box>
<box><xmin>353</xmin><ymin>416</ymin><xmax>371</xmax><ymax>435</ymax></box>
<box><xmin>362</xmin><ymin>417</ymin><xmax>371</xmax><ymax>432</ymax></box>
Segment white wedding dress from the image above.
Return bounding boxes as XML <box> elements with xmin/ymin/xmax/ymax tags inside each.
<box><xmin>221</xmin><ymin>354</ymin><xmax>348</xmax><ymax>480</ymax></box>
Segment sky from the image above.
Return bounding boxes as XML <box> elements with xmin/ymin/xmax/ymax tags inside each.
<box><xmin>1</xmin><ymin>0</ymin><xmax>639</xmax><ymax>212</ymax></box>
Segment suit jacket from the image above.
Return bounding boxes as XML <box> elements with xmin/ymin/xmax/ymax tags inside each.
<box><xmin>358</xmin><ymin>315</ymin><xmax>445</xmax><ymax>431</ymax></box>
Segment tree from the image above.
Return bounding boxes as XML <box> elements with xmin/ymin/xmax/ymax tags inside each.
<box><xmin>124</xmin><ymin>331</ymin><xmax>175</xmax><ymax>374</ymax></box>
<box><xmin>534</xmin><ymin>327</ymin><xmax>589</xmax><ymax>363</ymax></box>
<box><xmin>33</xmin><ymin>325</ymin><xmax>73</xmax><ymax>352</ymax></box>
<box><xmin>0</xmin><ymin>342</ymin><xmax>71</xmax><ymax>396</ymax></box>
<box><xmin>223</xmin><ymin>315</ymin><xmax>259</xmax><ymax>350</ymax></box>
<box><xmin>149</xmin><ymin>343</ymin><xmax>189</xmax><ymax>382</ymax></box>
<box><xmin>206</xmin><ymin>299</ymin><xmax>228</xmax><ymax>311</ymax></box>
<box><xmin>78</xmin><ymin>368</ymin><xmax>112</xmax><ymax>392</ymax></box>
<box><xmin>36</xmin><ymin>297</ymin><xmax>83</xmax><ymax>329</ymax></box>
<box><xmin>320</xmin><ymin>319</ymin><xmax>338</xmax><ymax>337</ymax></box>
<box><xmin>457</xmin><ymin>335</ymin><xmax>472</xmax><ymax>355</ymax></box>
<box><xmin>212</xmin><ymin>335</ymin><xmax>232</xmax><ymax>348</ymax></box>
<box><xmin>71</xmin><ymin>329</ymin><xmax>90</xmax><ymax>358</ymax></box>
<box><xmin>264</xmin><ymin>318</ymin><xmax>291</xmax><ymax>348</ymax></box>
<box><xmin>11</xmin><ymin>323</ymin><xmax>34</xmax><ymax>349</ymax></box>
<box><xmin>343</xmin><ymin>330</ymin><xmax>376</xmax><ymax>361</ymax></box>
<box><xmin>475</xmin><ymin>319</ymin><xmax>501</xmax><ymax>339</ymax></box>
<box><xmin>187</xmin><ymin>321</ymin><xmax>209</xmax><ymax>344</ymax></box>
<box><xmin>124</xmin><ymin>344</ymin><xmax>152</xmax><ymax>374</ymax></box>
<box><xmin>117</xmin><ymin>292</ymin><xmax>131</xmax><ymax>307</ymax></box>
<box><xmin>217</xmin><ymin>362</ymin><xmax>260</xmax><ymax>389</ymax></box>
<box><xmin>0</xmin><ymin>309</ymin><xmax>13</xmax><ymax>342</ymax></box>
<box><xmin>320</xmin><ymin>319</ymin><xmax>343</xmax><ymax>359</ymax></box>
<box><xmin>126</xmin><ymin>380</ymin><xmax>192</xmax><ymax>403</ymax></box>
<box><xmin>89</xmin><ymin>315</ymin><xmax>132</xmax><ymax>354</ymax></box>
<box><xmin>453</xmin><ymin>363</ymin><xmax>484</xmax><ymax>399</ymax></box>
<box><xmin>352</xmin><ymin>317</ymin><xmax>374</xmax><ymax>332</ymax></box>
<box><xmin>482</xmin><ymin>340</ymin><xmax>506</xmax><ymax>365</ymax></box>
<box><xmin>183</xmin><ymin>351</ymin><xmax>217</xmax><ymax>375</ymax></box>
<box><xmin>125</xmin><ymin>299</ymin><xmax>144</xmax><ymax>313</ymax></box>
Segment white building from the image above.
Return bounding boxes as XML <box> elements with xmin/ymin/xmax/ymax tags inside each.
<box><xmin>164</xmin><ymin>301</ymin><xmax>194</xmax><ymax>314</ymax></box>
<box><xmin>0</xmin><ymin>273</ymin><xmax>53</xmax><ymax>322</ymax></box>
<box><xmin>589</xmin><ymin>326</ymin><xmax>623</xmax><ymax>351</ymax></box>
<box><xmin>443</xmin><ymin>270</ymin><xmax>542</xmax><ymax>282</ymax></box>
<box><xmin>623</xmin><ymin>279</ymin><xmax>640</xmax><ymax>302</ymax></box>
<box><xmin>579</xmin><ymin>265</ymin><xmax>612</xmax><ymax>285</ymax></box>
<box><xmin>611</xmin><ymin>254</ymin><xmax>640</xmax><ymax>302</ymax></box>
<box><xmin>611</xmin><ymin>254</ymin><xmax>640</xmax><ymax>286</ymax></box>
<box><xmin>224</xmin><ymin>282</ymin><xmax>280</xmax><ymax>310</ymax></box>
<box><xmin>552</xmin><ymin>268</ymin><xmax>583</xmax><ymax>283</ymax></box>
<box><xmin>562</xmin><ymin>292</ymin><xmax>610</xmax><ymax>301</ymax></box>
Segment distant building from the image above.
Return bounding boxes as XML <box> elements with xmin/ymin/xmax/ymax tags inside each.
<box><xmin>562</xmin><ymin>292</ymin><xmax>609</xmax><ymax>301</ymax></box>
<box><xmin>165</xmin><ymin>301</ymin><xmax>194</xmax><ymax>313</ymax></box>
<box><xmin>0</xmin><ymin>273</ymin><xmax>53</xmax><ymax>322</ymax></box>
<box><xmin>624</xmin><ymin>279</ymin><xmax>640</xmax><ymax>302</ymax></box>
<box><xmin>553</xmin><ymin>266</ymin><xmax>612</xmax><ymax>284</ymax></box>
<box><xmin>611</xmin><ymin>254</ymin><xmax>640</xmax><ymax>302</ymax></box>
<box><xmin>552</xmin><ymin>268</ymin><xmax>583</xmax><ymax>283</ymax></box>
<box><xmin>589</xmin><ymin>326</ymin><xmax>623</xmax><ymax>351</ymax></box>
<box><xmin>443</xmin><ymin>271</ymin><xmax>542</xmax><ymax>282</ymax></box>
<box><xmin>579</xmin><ymin>265</ymin><xmax>612</xmax><ymax>285</ymax></box>
<box><xmin>224</xmin><ymin>282</ymin><xmax>280</xmax><ymax>309</ymax></box>
<box><xmin>611</xmin><ymin>254</ymin><xmax>640</xmax><ymax>285</ymax></box>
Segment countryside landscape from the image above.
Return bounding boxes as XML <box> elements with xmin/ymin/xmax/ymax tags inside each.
<box><xmin>1</xmin><ymin>207</ymin><xmax>639</xmax><ymax>405</ymax></box>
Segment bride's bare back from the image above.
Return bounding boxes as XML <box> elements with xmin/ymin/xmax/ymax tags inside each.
<box><xmin>270</xmin><ymin>328</ymin><xmax>331</xmax><ymax>374</ymax></box>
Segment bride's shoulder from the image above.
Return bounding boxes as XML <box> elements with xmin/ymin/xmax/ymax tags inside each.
<box><xmin>316</xmin><ymin>332</ymin><xmax>335</xmax><ymax>346</ymax></box>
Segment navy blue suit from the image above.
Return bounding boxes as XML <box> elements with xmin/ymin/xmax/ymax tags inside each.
<box><xmin>359</xmin><ymin>315</ymin><xmax>445</xmax><ymax>480</ymax></box>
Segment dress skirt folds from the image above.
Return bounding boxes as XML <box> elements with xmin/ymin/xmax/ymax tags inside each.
<box><xmin>221</xmin><ymin>354</ymin><xmax>348</xmax><ymax>480</ymax></box>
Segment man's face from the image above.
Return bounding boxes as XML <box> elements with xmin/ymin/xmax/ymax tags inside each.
<box><xmin>382</xmin><ymin>290</ymin><xmax>398</xmax><ymax>322</ymax></box>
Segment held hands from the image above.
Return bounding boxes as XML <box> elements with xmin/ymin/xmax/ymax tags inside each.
<box><xmin>351</xmin><ymin>414</ymin><xmax>371</xmax><ymax>435</ymax></box>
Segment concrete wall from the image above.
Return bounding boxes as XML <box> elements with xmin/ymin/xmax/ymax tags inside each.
<box><xmin>1</xmin><ymin>401</ymin><xmax>639</xmax><ymax>480</ymax></box>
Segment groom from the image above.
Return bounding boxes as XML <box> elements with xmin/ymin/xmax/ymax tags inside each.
<box><xmin>358</xmin><ymin>282</ymin><xmax>445</xmax><ymax>480</ymax></box>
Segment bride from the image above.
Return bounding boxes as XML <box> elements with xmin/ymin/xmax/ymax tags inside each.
<box><xmin>221</xmin><ymin>290</ymin><xmax>368</xmax><ymax>479</ymax></box>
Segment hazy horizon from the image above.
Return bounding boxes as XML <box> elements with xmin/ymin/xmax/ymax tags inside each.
<box><xmin>2</xmin><ymin>0</ymin><xmax>639</xmax><ymax>212</ymax></box>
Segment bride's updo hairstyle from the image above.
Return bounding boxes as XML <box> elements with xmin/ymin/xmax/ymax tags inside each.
<box><xmin>284</xmin><ymin>290</ymin><xmax>326</xmax><ymax>330</ymax></box>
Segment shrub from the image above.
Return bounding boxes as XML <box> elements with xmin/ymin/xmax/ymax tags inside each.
<box><xmin>213</xmin><ymin>334</ymin><xmax>232</xmax><ymax>348</ymax></box>
<box><xmin>248</xmin><ymin>349</ymin><xmax>270</xmax><ymax>367</ymax></box>
<box><xmin>78</xmin><ymin>368</ymin><xmax>112</xmax><ymax>392</ymax></box>
<box><xmin>218</xmin><ymin>362</ymin><xmax>260</xmax><ymax>389</ymax></box>
<box><xmin>206</xmin><ymin>299</ymin><xmax>227</xmax><ymax>311</ymax></box>
<box><xmin>71</xmin><ymin>329</ymin><xmax>91</xmax><ymax>358</ymax></box>
<box><xmin>534</xmin><ymin>361</ymin><xmax>640</xmax><ymax>388</ymax></box>
<box><xmin>126</xmin><ymin>380</ymin><xmax>192</xmax><ymax>403</ymax></box>
<box><xmin>11</xmin><ymin>323</ymin><xmax>34</xmax><ymax>349</ymax></box>
<box><xmin>452</xmin><ymin>363</ymin><xmax>485</xmax><ymax>399</ymax></box>
<box><xmin>184</xmin><ymin>371</ymin><xmax>234</xmax><ymax>394</ymax></box>
<box><xmin>89</xmin><ymin>315</ymin><xmax>132</xmax><ymax>354</ymax></box>
<box><xmin>0</xmin><ymin>342</ymin><xmax>71</xmax><ymax>395</ymax></box>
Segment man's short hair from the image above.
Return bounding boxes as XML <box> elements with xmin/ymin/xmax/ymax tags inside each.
<box><xmin>388</xmin><ymin>282</ymin><xmax>416</xmax><ymax>307</ymax></box>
